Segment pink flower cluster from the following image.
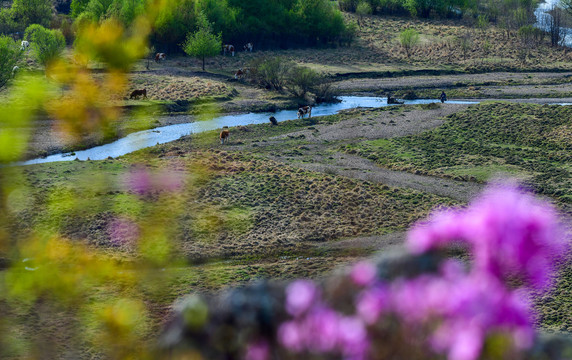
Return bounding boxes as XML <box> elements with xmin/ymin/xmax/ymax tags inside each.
<box><xmin>278</xmin><ymin>280</ymin><xmax>370</xmax><ymax>360</ymax></box>
<box><xmin>277</xmin><ymin>183</ymin><xmax>569</xmax><ymax>360</ymax></box>
<box><xmin>124</xmin><ymin>167</ymin><xmax>184</xmax><ymax>196</ymax></box>
<box><xmin>383</xmin><ymin>263</ymin><xmax>532</xmax><ymax>360</ymax></box>
<box><xmin>407</xmin><ymin>183</ymin><xmax>568</xmax><ymax>291</ymax></box>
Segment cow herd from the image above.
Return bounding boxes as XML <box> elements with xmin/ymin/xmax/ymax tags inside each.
<box><xmin>137</xmin><ymin>42</ymin><xmax>313</xmax><ymax>145</ymax></box>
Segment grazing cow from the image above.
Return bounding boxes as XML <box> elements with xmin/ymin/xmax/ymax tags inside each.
<box><xmin>234</xmin><ymin>67</ymin><xmax>251</xmax><ymax>79</ymax></box>
<box><xmin>11</xmin><ymin>66</ymin><xmax>19</xmax><ymax>78</ymax></box>
<box><xmin>155</xmin><ymin>53</ymin><xmax>166</xmax><ymax>62</ymax></box>
<box><xmin>21</xmin><ymin>40</ymin><xmax>29</xmax><ymax>51</ymax></box>
<box><xmin>297</xmin><ymin>106</ymin><xmax>312</xmax><ymax>119</ymax></box>
<box><xmin>243</xmin><ymin>43</ymin><xmax>253</xmax><ymax>52</ymax></box>
<box><xmin>269</xmin><ymin>116</ymin><xmax>278</xmax><ymax>125</ymax></box>
<box><xmin>386</xmin><ymin>94</ymin><xmax>403</xmax><ymax>105</ymax></box>
<box><xmin>223</xmin><ymin>44</ymin><xmax>235</xmax><ymax>56</ymax></box>
<box><xmin>234</xmin><ymin>68</ymin><xmax>245</xmax><ymax>79</ymax></box>
<box><xmin>220</xmin><ymin>126</ymin><xmax>230</xmax><ymax>144</ymax></box>
<box><xmin>129</xmin><ymin>89</ymin><xmax>147</xmax><ymax>99</ymax></box>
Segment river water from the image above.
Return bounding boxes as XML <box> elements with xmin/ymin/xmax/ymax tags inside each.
<box><xmin>534</xmin><ymin>0</ymin><xmax>572</xmax><ymax>46</ymax></box>
<box><xmin>19</xmin><ymin>97</ymin><xmax>477</xmax><ymax>166</ymax></box>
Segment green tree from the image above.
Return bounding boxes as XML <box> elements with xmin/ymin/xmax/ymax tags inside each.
<box><xmin>0</xmin><ymin>35</ymin><xmax>21</xmax><ymax>89</ymax></box>
<box><xmin>399</xmin><ymin>28</ymin><xmax>420</xmax><ymax>58</ymax></box>
<box><xmin>356</xmin><ymin>1</ymin><xmax>372</xmax><ymax>28</ymax></box>
<box><xmin>181</xmin><ymin>11</ymin><xmax>222</xmax><ymax>71</ymax></box>
<box><xmin>11</xmin><ymin>0</ymin><xmax>53</xmax><ymax>28</ymax></box>
<box><xmin>0</xmin><ymin>9</ymin><xmax>19</xmax><ymax>34</ymax></box>
<box><xmin>24</xmin><ymin>24</ymin><xmax>66</xmax><ymax>68</ymax></box>
<box><xmin>70</xmin><ymin>0</ymin><xmax>90</xmax><ymax>17</ymax></box>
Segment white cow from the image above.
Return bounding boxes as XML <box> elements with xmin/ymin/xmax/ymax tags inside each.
<box><xmin>297</xmin><ymin>106</ymin><xmax>312</xmax><ymax>119</ymax></box>
<box><xmin>12</xmin><ymin>66</ymin><xmax>19</xmax><ymax>77</ymax></box>
<box><xmin>223</xmin><ymin>44</ymin><xmax>235</xmax><ymax>56</ymax></box>
<box><xmin>21</xmin><ymin>40</ymin><xmax>30</xmax><ymax>51</ymax></box>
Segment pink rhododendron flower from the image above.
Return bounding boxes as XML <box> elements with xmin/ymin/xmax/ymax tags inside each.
<box><xmin>244</xmin><ymin>340</ymin><xmax>270</xmax><ymax>360</ymax></box>
<box><xmin>108</xmin><ymin>217</ymin><xmax>139</xmax><ymax>246</ymax></box>
<box><xmin>391</xmin><ymin>267</ymin><xmax>534</xmax><ymax>360</ymax></box>
<box><xmin>337</xmin><ymin>316</ymin><xmax>369</xmax><ymax>360</ymax></box>
<box><xmin>156</xmin><ymin>172</ymin><xmax>184</xmax><ymax>192</ymax></box>
<box><xmin>126</xmin><ymin>167</ymin><xmax>152</xmax><ymax>195</ymax></box>
<box><xmin>278</xmin><ymin>182</ymin><xmax>566</xmax><ymax>360</ymax></box>
<box><xmin>278</xmin><ymin>321</ymin><xmax>304</xmax><ymax>352</ymax></box>
<box><xmin>356</xmin><ymin>285</ymin><xmax>388</xmax><ymax>325</ymax></box>
<box><xmin>407</xmin><ymin>182</ymin><xmax>568</xmax><ymax>291</ymax></box>
<box><xmin>285</xmin><ymin>280</ymin><xmax>319</xmax><ymax>317</ymax></box>
<box><xmin>124</xmin><ymin>167</ymin><xmax>184</xmax><ymax>195</ymax></box>
<box><xmin>351</xmin><ymin>261</ymin><xmax>377</xmax><ymax>286</ymax></box>
<box><xmin>304</xmin><ymin>306</ymin><xmax>340</xmax><ymax>352</ymax></box>
<box><xmin>407</xmin><ymin>209</ymin><xmax>467</xmax><ymax>254</ymax></box>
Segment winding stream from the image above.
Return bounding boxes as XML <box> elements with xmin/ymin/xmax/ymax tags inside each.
<box><xmin>19</xmin><ymin>97</ymin><xmax>478</xmax><ymax>166</ymax></box>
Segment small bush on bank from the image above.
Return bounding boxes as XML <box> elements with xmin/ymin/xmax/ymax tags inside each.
<box><xmin>247</xmin><ymin>57</ymin><xmax>292</xmax><ymax>91</ymax></box>
<box><xmin>247</xmin><ymin>58</ymin><xmax>339</xmax><ymax>103</ymax></box>
<box><xmin>287</xmin><ymin>66</ymin><xmax>320</xmax><ymax>99</ymax></box>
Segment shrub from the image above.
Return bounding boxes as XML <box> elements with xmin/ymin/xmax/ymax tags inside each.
<box><xmin>399</xmin><ymin>28</ymin><xmax>420</xmax><ymax>58</ymax></box>
<box><xmin>287</xmin><ymin>66</ymin><xmax>320</xmax><ymax>99</ymax></box>
<box><xmin>11</xmin><ymin>0</ymin><xmax>53</xmax><ymax>28</ymax></box>
<box><xmin>312</xmin><ymin>79</ymin><xmax>339</xmax><ymax>104</ymax></box>
<box><xmin>0</xmin><ymin>9</ymin><xmax>20</xmax><ymax>35</ymax></box>
<box><xmin>248</xmin><ymin>57</ymin><xmax>292</xmax><ymax>91</ymax></box>
<box><xmin>0</xmin><ymin>35</ymin><xmax>22</xmax><ymax>89</ymax></box>
<box><xmin>24</xmin><ymin>24</ymin><xmax>66</xmax><ymax>68</ymax></box>
<box><xmin>356</xmin><ymin>1</ymin><xmax>372</xmax><ymax>27</ymax></box>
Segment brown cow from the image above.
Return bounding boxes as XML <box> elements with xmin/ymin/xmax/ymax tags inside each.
<box><xmin>223</xmin><ymin>45</ymin><xmax>235</xmax><ymax>56</ymax></box>
<box><xmin>220</xmin><ymin>126</ymin><xmax>230</xmax><ymax>144</ymax></box>
<box><xmin>155</xmin><ymin>53</ymin><xmax>166</xmax><ymax>62</ymax></box>
<box><xmin>130</xmin><ymin>89</ymin><xmax>147</xmax><ymax>99</ymax></box>
<box><xmin>234</xmin><ymin>68</ymin><xmax>244</xmax><ymax>79</ymax></box>
<box><xmin>297</xmin><ymin>106</ymin><xmax>312</xmax><ymax>119</ymax></box>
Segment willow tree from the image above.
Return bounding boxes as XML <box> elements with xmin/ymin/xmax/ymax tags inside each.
<box><xmin>182</xmin><ymin>11</ymin><xmax>221</xmax><ymax>71</ymax></box>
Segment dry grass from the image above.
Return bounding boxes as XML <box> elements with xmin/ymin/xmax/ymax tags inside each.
<box><xmin>127</xmin><ymin>73</ymin><xmax>231</xmax><ymax>101</ymax></box>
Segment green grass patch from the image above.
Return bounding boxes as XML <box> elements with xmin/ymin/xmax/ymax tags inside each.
<box><xmin>345</xmin><ymin>103</ymin><xmax>572</xmax><ymax>205</ymax></box>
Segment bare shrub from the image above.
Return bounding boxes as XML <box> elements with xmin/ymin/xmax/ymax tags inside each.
<box><xmin>248</xmin><ymin>57</ymin><xmax>292</xmax><ymax>91</ymax></box>
<box><xmin>288</xmin><ymin>66</ymin><xmax>320</xmax><ymax>99</ymax></box>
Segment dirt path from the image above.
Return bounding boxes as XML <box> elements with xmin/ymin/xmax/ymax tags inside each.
<box><xmin>289</xmin><ymin>153</ymin><xmax>483</xmax><ymax>202</ymax></box>
<box><xmin>316</xmin><ymin>231</ymin><xmax>407</xmax><ymax>253</ymax></box>
<box><xmin>334</xmin><ymin>72</ymin><xmax>572</xmax><ymax>92</ymax></box>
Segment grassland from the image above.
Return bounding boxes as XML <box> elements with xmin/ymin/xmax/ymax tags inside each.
<box><xmin>344</xmin><ymin>103</ymin><xmax>572</xmax><ymax>208</ymax></box>
<box><xmin>3</xmin><ymin>11</ymin><xmax>572</xmax><ymax>357</ymax></box>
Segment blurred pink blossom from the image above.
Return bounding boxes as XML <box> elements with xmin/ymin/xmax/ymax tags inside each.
<box><xmin>285</xmin><ymin>280</ymin><xmax>319</xmax><ymax>317</ymax></box>
<box><xmin>244</xmin><ymin>340</ymin><xmax>270</xmax><ymax>360</ymax></box>
<box><xmin>127</xmin><ymin>167</ymin><xmax>152</xmax><ymax>195</ymax></box>
<box><xmin>356</xmin><ymin>286</ymin><xmax>388</xmax><ymax>325</ymax></box>
<box><xmin>124</xmin><ymin>167</ymin><xmax>184</xmax><ymax>195</ymax></box>
<box><xmin>108</xmin><ymin>217</ymin><xmax>139</xmax><ymax>246</ymax></box>
<box><xmin>407</xmin><ymin>183</ymin><xmax>568</xmax><ymax>291</ymax></box>
<box><xmin>390</xmin><ymin>267</ymin><xmax>534</xmax><ymax>360</ymax></box>
<box><xmin>351</xmin><ymin>261</ymin><xmax>377</xmax><ymax>287</ymax></box>
<box><xmin>278</xmin><ymin>321</ymin><xmax>304</xmax><ymax>352</ymax></box>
